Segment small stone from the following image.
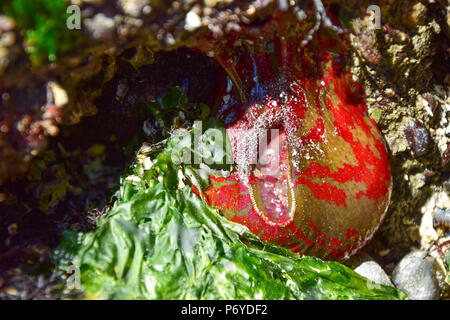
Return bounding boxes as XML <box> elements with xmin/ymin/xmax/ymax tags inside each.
<box><xmin>384</xmin><ymin>88</ymin><xmax>395</xmax><ymax>97</ymax></box>
<box><xmin>185</xmin><ymin>9</ymin><xmax>202</xmax><ymax>32</ymax></box>
<box><xmin>416</xmin><ymin>94</ymin><xmax>434</xmax><ymax>116</ymax></box>
<box><xmin>47</xmin><ymin>82</ymin><xmax>69</xmax><ymax>107</ymax></box>
<box><xmin>85</xmin><ymin>13</ymin><xmax>116</xmax><ymax>41</ymax></box>
<box><xmin>354</xmin><ymin>261</ymin><xmax>394</xmax><ymax>287</ymax></box>
<box><xmin>0</xmin><ymin>32</ymin><xmax>15</xmax><ymax>47</ymax></box>
<box><xmin>392</xmin><ymin>250</ymin><xmax>440</xmax><ymax>300</ymax></box>
<box><xmin>118</xmin><ymin>0</ymin><xmax>149</xmax><ymax>18</ymax></box>
<box><xmin>116</xmin><ymin>80</ymin><xmax>128</xmax><ymax>100</ymax></box>
<box><xmin>142</xmin><ymin>5</ymin><xmax>152</xmax><ymax>15</ymax></box>
<box><xmin>404</xmin><ymin>119</ymin><xmax>430</xmax><ymax>157</ymax></box>
<box><xmin>0</xmin><ymin>15</ymin><xmax>15</xmax><ymax>32</ymax></box>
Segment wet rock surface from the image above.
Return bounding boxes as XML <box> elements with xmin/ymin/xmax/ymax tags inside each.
<box><xmin>392</xmin><ymin>250</ymin><xmax>440</xmax><ymax>300</ymax></box>
<box><xmin>345</xmin><ymin>1</ymin><xmax>449</xmax><ymax>298</ymax></box>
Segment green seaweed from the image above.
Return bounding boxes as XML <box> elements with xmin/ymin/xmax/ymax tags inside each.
<box><xmin>2</xmin><ymin>0</ymin><xmax>79</xmax><ymax>64</ymax></box>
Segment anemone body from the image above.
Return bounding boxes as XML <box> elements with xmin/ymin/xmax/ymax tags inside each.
<box><xmin>192</xmin><ymin>8</ymin><xmax>392</xmax><ymax>259</ymax></box>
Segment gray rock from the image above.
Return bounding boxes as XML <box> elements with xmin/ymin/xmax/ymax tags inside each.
<box><xmin>354</xmin><ymin>261</ymin><xmax>394</xmax><ymax>287</ymax></box>
<box><xmin>392</xmin><ymin>250</ymin><xmax>440</xmax><ymax>300</ymax></box>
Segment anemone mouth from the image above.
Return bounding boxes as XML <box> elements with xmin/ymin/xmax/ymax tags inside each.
<box><xmin>248</xmin><ymin>129</ymin><xmax>295</xmax><ymax>227</ymax></box>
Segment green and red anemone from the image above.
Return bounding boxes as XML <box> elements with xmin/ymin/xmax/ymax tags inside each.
<box><xmin>189</xmin><ymin>6</ymin><xmax>392</xmax><ymax>259</ymax></box>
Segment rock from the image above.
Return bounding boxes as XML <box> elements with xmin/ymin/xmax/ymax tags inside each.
<box><xmin>404</xmin><ymin>119</ymin><xmax>430</xmax><ymax>157</ymax></box>
<box><xmin>392</xmin><ymin>251</ymin><xmax>440</xmax><ymax>300</ymax></box>
<box><xmin>184</xmin><ymin>9</ymin><xmax>203</xmax><ymax>32</ymax></box>
<box><xmin>0</xmin><ymin>15</ymin><xmax>15</xmax><ymax>32</ymax></box>
<box><xmin>47</xmin><ymin>82</ymin><xmax>69</xmax><ymax>107</ymax></box>
<box><xmin>354</xmin><ymin>261</ymin><xmax>394</xmax><ymax>287</ymax></box>
<box><xmin>84</xmin><ymin>13</ymin><xmax>116</xmax><ymax>41</ymax></box>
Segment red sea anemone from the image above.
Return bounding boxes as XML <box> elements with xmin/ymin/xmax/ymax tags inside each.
<box><xmin>190</xmin><ymin>4</ymin><xmax>392</xmax><ymax>259</ymax></box>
